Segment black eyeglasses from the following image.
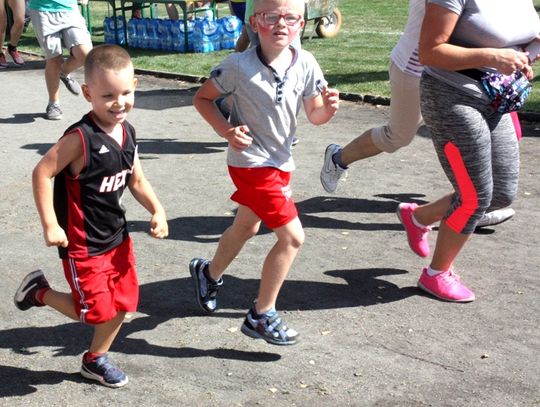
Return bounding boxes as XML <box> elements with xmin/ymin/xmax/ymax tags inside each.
<box><xmin>255</xmin><ymin>12</ymin><xmax>303</xmax><ymax>26</ymax></box>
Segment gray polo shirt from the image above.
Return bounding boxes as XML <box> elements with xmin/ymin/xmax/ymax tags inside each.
<box><xmin>210</xmin><ymin>46</ymin><xmax>324</xmax><ymax>172</ymax></box>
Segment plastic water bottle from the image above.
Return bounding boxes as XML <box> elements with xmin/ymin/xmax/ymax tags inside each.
<box><xmin>172</xmin><ymin>19</ymin><xmax>194</xmax><ymax>53</ymax></box>
<box><xmin>219</xmin><ymin>16</ymin><xmax>242</xmax><ymax>50</ymax></box>
<box><xmin>103</xmin><ymin>17</ymin><xmax>114</xmax><ymax>44</ymax></box>
<box><xmin>127</xmin><ymin>18</ymin><xmax>138</xmax><ymax>48</ymax></box>
<box><xmin>170</xmin><ymin>20</ymin><xmax>182</xmax><ymax>52</ymax></box>
<box><xmin>115</xmin><ymin>16</ymin><xmax>125</xmax><ymax>45</ymax></box>
<box><xmin>159</xmin><ymin>20</ymin><xmax>173</xmax><ymax>51</ymax></box>
<box><xmin>193</xmin><ymin>17</ymin><xmax>221</xmax><ymax>53</ymax></box>
<box><xmin>201</xmin><ymin>2</ymin><xmax>214</xmax><ymax>20</ymax></box>
<box><xmin>136</xmin><ymin>18</ymin><xmax>149</xmax><ymax>49</ymax></box>
<box><xmin>145</xmin><ymin>19</ymin><xmax>159</xmax><ymax>50</ymax></box>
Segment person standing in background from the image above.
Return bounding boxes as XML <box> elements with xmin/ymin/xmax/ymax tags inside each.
<box><xmin>28</xmin><ymin>0</ymin><xmax>93</xmax><ymax>120</ymax></box>
<box><xmin>0</xmin><ymin>0</ymin><xmax>26</xmax><ymax>67</ymax></box>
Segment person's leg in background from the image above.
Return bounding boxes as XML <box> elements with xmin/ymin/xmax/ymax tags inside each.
<box><xmin>1</xmin><ymin>0</ymin><xmax>26</xmax><ymax>65</ymax></box>
<box><xmin>165</xmin><ymin>3</ymin><xmax>178</xmax><ymax>20</ymax></box>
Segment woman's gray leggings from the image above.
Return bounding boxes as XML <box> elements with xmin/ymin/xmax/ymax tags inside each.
<box><xmin>420</xmin><ymin>73</ymin><xmax>519</xmax><ymax>235</ymax></box>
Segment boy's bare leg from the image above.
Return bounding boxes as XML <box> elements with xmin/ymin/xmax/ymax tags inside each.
<box><xmin>89</xmin><ymin>312</ymin><xmax>126</xmax><ymax>354</ymax></box>
<box><xmin>43</xmin><ymin>290</ymin><xmax>126</xmax><ymax>353</ymax></box>
<box><xmin>42</xmin><ymin>289</ymin><xmax>79</xmax><ymax>320</ymax></box>
<box><xmin>256</xmin><ymin>217</ymin><xmax>304</xmax><ymax>314</ymax></box>
<box><xmin>208</xmin><ymin>205</ymin><xmax>261</xmax><ymax>281</ymax></box>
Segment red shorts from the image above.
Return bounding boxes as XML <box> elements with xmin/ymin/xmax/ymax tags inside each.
<box><xmin>228</xmin><ymin>166</ymin><xmax>298</xmax><ymax>229</ymax></box>
<box><xmin>62</xmin><ymin>237</ymin><xmax>138</xmax><ymax>324</ymax></box>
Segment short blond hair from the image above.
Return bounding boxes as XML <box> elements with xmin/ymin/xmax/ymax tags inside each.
<box><xmin>84</xmin><ymin>44</ymin><xmax>133</xmax><ymax>82</ymax></box>
<box><xmin>253</xmin><ymin>0</ymin><xmax>305</xmax><ymax>14</ymax></box>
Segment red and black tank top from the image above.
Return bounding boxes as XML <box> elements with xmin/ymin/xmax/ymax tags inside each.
<box><xmin>54</xmin><ymin>113</ymin><xmax>137</xmax><ymax>259</ymax></box>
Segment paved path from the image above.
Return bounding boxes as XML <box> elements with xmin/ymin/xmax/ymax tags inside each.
<box><xmin>1</xmin><ymin>61</ymin><xmax>539</xmax><ymax>406</ymax></box>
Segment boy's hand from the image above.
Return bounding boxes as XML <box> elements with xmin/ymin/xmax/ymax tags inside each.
<box><xmin>321</xmin><ymin>85</ymin><xmax>340</xmax><ymax>115</ymax></box>
<box><xmin>44</xmin><ymin>225</ymin><xmax>68</xmax><ymax>248</ymax></box>
<box><xmin>149</xmin><ymin>212</ymin><xmax>168</xmax><ymax>239</ymax></box>
<box><xmin>223</xmin><ymin>125</ymin><xmax>253</xmax><ymax>152</ymax></box>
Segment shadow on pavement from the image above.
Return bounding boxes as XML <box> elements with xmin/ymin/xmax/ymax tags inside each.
<box><xmin>137</xmin><ymin>195</ymin><xmax>430</xmax><ymax>243</ymax></box>
<box><xmin>137</xmin><ymin>138</ymin><xmax>227</xmax><ymax>155</ymax></box>
<box><xmin>0</xmin><ymin>60</ymin><xmax>45</xmax><ymax>71</ymax></box>
<box><xmin>134</xmin><ymin>88</ymin><xmax>198</xmax><ymax>111</ymax></box>
<box><xmin>20</xmin><ymin>139</ymin><xmax>228</xmax><ymax>157</ymax></box>
<box><xmin>0</xmin><ymin>112</ymin><xmax>45</xmax><ymax>124</ymax></box>
<box><xmin>0</xmin><ymin>265</ymin><xmax>420</xmax><ymax>397</ymax></box>
<box><xmin>0</xmin><ymin>365</ymin><xmax>81</xmax><ymax>398</ymax></box>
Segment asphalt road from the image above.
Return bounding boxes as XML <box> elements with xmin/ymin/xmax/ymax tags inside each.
<box><xmin>1</xmin><ymin>60</ymin><xmax>539</xmax><ymax>406</ymax></box>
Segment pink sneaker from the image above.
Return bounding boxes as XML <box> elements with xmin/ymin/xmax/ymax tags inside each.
<box><xmin>0</xmin><ymin>53</ymin><xmax>8</xmax><ymax>68</ymax></box>
<box><xmin>417</xmin><ymin>268</ymin><xmax>475</xmax><ymax>302</ymax></box>
<box><xmin>7</xmin><ymin>46</ymin><xmax>24</xmax><ymax>65</ymax></box>
<box><xmin>396</xmin><ymin>203</ymin><xmax>431</xmax><ymax>257</ymax></box>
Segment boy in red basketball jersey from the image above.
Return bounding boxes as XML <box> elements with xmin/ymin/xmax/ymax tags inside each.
<box><xmin>14</xmin><ymin>44</ymin><xmax>168</xmax><ymax>388</ymax></box>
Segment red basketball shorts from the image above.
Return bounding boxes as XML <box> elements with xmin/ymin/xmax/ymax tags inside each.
<box><xmin>228</xmin><ymin>166</ymin><xmax>298</xmax><ymax>229</ymax></box>
<box><xmin>62</xmin><ymin>237</ymin><xmax>138</xmax><ymax>324</ymax></box>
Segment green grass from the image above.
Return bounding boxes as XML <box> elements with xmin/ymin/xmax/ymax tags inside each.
<box><xmin>17</xmin><ymin>0</ymin><xmax>540</xmax><ymax>111</ymax></box>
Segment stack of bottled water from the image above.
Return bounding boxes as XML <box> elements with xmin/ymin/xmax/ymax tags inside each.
<box><xmin>121</xmin><ymin>15</ymin><xmax>242</xmax><ymax>53</ymax></box>
<box><xmin>192</xmin><ymin>17</ymin><xmax>221</xmax><ymax>53</ymax></box>
<box><xmin>103</xmin><ymin>16</ymin><xmax>125</xmax><ymax>45</ymax></box>
<box><xmin>170</xmin><ymin>19</ymin><xmax>195</xmax><ymax>53</ymax></box>
<box><xmin>218</xmin><ymin>16</ymin><xmax>243</xmax><ymax>50</ymax></box>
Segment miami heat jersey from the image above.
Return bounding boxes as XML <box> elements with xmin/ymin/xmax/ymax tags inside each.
<box><xmin>54</xmin><ymin>113</ymin><xmax>137</xmax><ymax>259</ymax></box>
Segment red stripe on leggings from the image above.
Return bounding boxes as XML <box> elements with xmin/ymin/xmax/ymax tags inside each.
<box><xmin>444</xmin><ymin>142</ymin><xmax>478</xmax><ymax>232</ymax></box>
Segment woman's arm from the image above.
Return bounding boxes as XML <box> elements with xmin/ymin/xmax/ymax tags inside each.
<box><xmin>419</xmin><ymin>3</ymin><xmax>530</xmax><ymax>75</ymax></box>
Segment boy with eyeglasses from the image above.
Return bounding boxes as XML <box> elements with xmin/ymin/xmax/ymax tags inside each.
<box><xmin>190</xmin><ymin>0</ymin><xmax>339</xmax><ymax>345</ymax></box>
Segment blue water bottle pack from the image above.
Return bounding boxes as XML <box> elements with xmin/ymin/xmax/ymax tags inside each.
<box><xmin>103</xmin><ymin>16</ymin><xmax>125</xmax><ymax>45</ymax></box>
<box><xmin>127</xmin><ymin>18</ymin><xmax>138</xmax><ymax>48</ymax></box>
<box><xmin>158</xmin><ymin>19</ymin><xmax>173</xmax><ymax>51</ymax></box>
<box><xmin>218</xmin><ymin>16</ymin><xmax>242</xmax><ymax>50</ymax></box>
<box><xmin>124</xmin><ymin>14</ymin><xmax>244</xmax><ymax>53</ymax></box>
<box><xmin>193</xmin><ymin>17</ymin><xmax>222</xmax><ymax>53</ymax></box>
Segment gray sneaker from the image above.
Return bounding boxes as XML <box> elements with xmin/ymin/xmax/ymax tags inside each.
<box><xmin>476</xmin><ymin>207</ymin><xmax>515</xmax><ymax>228</ymax></box>
<box><xmin>240</xmin><ymin>306</ymin><xmax>299</xmax><ymax>346</ymax></box>
<box><xmin>320</xmin><ymin>143</ymin><xmax>347</xmax><ymax>193</ymax></box>
<box><xmin>60</xmin><ymin>72</ymin><xmax>81</xmax><ymax>95</ymax></box>
<box><xmin>46</xmin><ymin>103</ymin><xmax>63</xmax><ymax>120</ymax></box>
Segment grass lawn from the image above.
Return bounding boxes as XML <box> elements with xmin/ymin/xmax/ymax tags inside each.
<box><xmin>16</xmin><ymin>0</ymin><xmax>540</xmax><ymax>112</ymax></box>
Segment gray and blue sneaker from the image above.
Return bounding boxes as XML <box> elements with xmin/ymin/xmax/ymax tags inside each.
<box><xmin>81</xmin><ymin>353</ymin><xmax>128</xmax><ymax>388</ymax></box>
<box><xmin>241</xmin><ymin>307</ymin><xmax>299</xmax><ymax>346</ymax></box>
<box><xmin>320</xmin><ymin>143</ymin><xmax>347</xmax><ymax>193</ymax></box>
<box><xmin>14</xmin><ymin>270</ymin><xmax>50</xmax><ymax>311</ymax></box>
<box><xmin>189</xmin><ymin>258</ymin><xmax>223</xmax><ymax>313</ymax></box>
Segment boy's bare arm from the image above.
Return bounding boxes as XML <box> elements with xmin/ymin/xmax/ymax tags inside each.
<box><xmin>193</xmin><ymin>80</ymin><xmax>252</xmax><ymax>151</ymax></box>
<box><xmin>128</xmin><ymin>157</ymin><xmax>168</xmax><ymax>239</ymax></box>
<box><xmin>32</xmin><ymin>132</ymin><xmax>84</xmax><ymax>247</ymax></box>
<box><xmin>303</xmin><ymin>85</ymin><xmax>340</xmax><ymax>125</ymax></box>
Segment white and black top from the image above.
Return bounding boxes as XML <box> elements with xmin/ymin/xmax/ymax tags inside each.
<box><xmin>54</xmin><ymin>113</ymin><xmax>136</xmax><ymax>259</ymax></box>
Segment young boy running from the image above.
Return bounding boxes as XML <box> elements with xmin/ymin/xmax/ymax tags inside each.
<box><xmin>190</xmin><ymin>0</ymin><xmax>339</xmax><ymax>345</ymax></box>
<box><xmin>14</xmin><ymin>44</ymin><xmax>168</xmax><ymax>387</ymax></box>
